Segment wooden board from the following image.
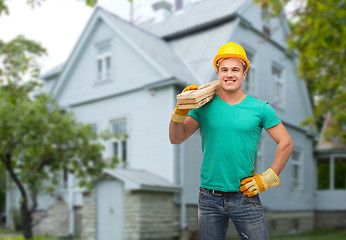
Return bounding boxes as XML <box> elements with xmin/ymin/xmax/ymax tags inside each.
<box><xmin>177</xmin><ymin>80</ymin><xmax>220</xmax><ymax>109</ymax></box>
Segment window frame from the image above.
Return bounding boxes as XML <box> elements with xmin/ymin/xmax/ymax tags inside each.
<box><xmin>272</xmin><ymin>64</ymin><xmax>285</xmax><ymax>109</ymax></box>
<box><xmin>254</xmin><ymin>136</ymin><xmax>263</xmax><ymax>173</ymax></box>
<box><xmin>291</xmin><ymin>149</ymin><xmax>303</xmax><ymax>191</ymax></box>
<box><xmin>110</xmin><ymin>118</ymin><xmax>128</xmax><ymax>164</ymax></box>
<box><xmin>95</xmin><ymin>40</ymin><xmax>112</xmax><ymax>83</ymax></box>
<box><xmin>243</xmin><ymin>49</ymin><xmax>256</xmax><ymax>96</ymax></box>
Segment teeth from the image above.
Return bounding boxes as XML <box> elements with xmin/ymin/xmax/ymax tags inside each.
<box><xmin>225</xmin><ymin>80</ymin><xmax>236</xmax><ymax>82</ymax></box>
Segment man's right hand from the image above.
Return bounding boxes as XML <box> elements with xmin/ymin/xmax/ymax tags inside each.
<box><xmin>171</xmin><ymin>84</ymin><xmax>198</xmax><ymax>123</ymax></box>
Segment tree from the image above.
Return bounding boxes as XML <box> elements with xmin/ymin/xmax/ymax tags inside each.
<box><xmin>256</xmin><ymin>0</ymin><xmax>346</xmax><ymax>142</ymax></box>
<box><xmin>0</xmin><ymin>37</ymin><xmax>117</xmax><ymax>239</ymax></box>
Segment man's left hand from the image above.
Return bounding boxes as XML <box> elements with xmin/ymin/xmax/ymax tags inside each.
<box><xmin>240</xmin><ymin>168</ymin><xmax>280</xmax><ymax>197</ymax></box>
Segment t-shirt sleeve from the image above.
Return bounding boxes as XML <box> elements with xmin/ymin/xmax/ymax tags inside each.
<box><xmin>261</xmin><ymin>102</ymin><xmax>281</xmax><ymax>129</ymax></box>
<box><xmin>188</xmin><ymin>108</ymin><xmax>200</xmax><ymax>123</ymax></box>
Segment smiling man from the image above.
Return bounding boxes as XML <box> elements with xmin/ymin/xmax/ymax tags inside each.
<box><xmin>169</xmin><ymin>42</ymin><xmax>294</xmax><ymax>240</ymax></box>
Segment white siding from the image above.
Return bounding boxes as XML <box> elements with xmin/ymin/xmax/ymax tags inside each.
<box><xmin>261</xmin><ymin>127</ymin><xmax>315</xmax><ymax>211</ymax></box>
<box><xmin>57</xmin><ymin>20</ymin><xmax>162</xmax><ymax>107</ymax></box>
<box><xmin>232</xmin><ymin>26</ymin><xmax>312</xmax><ymax>128</ymax></box>
<box><xmin>71</xmin><ymin>86</ymin><xmax>175</xmax><ymax>182</ymax></box>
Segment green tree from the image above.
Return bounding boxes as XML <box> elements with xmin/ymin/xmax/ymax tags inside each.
<box><xmin>0</xmin><ymin>37</ymin><xmax>117</xmax><ymax>239</ymax></box>
<box><xmin>256</xmin><ymin>0</ymin><xmax>346</xmax><ymax>142</ymax></box>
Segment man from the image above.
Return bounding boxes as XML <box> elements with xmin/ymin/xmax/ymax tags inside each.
<box><xmin>169</xmin><ymin>42</ymin><xmax>294</xmax><ymax>240</ymax></box>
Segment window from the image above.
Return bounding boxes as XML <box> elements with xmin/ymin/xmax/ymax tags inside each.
<box><xmin>111</xmin><ymin>119</ymin><xmax>127</xmax><ymax>163</ymax></box>
<box><xmin>244</xmin><ymin>50</ymin><xmax>256</xmax><ymax>95</ymax></box>
<box><xmin>272</xmin><ymin>65</ymin><xmax>284</xmax><ymax>107</ymax></box>
<box><xmin>317</xmin><ymin>158</ymin><xmax>330</xmax><ymax>189</ymax></box>
<box><xmin>91</xmin><ymin>123</ymin><xmax>97</xmax><ymax>133</ymax></box>
<box><xmin>317</xmin><ymin>156</ymin><xmax>346</xmax><ymax>190</ymax></box>
<box><xmin>291</xmin><ymin>150</ymin><xmax>303</xmax><ymax>191</ymax></box>
<box><xmin>96</xmin><ymin>42</ymin><xmax>112</xmax><ymax>82</ymax></box>
<box><xmin>334</xmin><ymin>157</ymin><xmax>346</xmax><ymax>189</ymax></box>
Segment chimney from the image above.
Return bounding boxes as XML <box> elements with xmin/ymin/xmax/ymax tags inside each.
<box><xmin>175</xmin><ymin>0</ymin><xmax>192</xmax><ymax>11</ymax></box>
<box><xmin>152</xmin><ymin>0</ymin><xmax>173</xmax><ymax>22</ymax></box>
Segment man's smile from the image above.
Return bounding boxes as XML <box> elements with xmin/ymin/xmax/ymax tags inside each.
<box><xmin>225</xmin><ymin>79</ymin><xmax>236</xmax><ymax>83</ymax></box>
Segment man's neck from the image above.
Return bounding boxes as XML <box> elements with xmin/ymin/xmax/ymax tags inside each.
<box><xmin>218</xmin><ymin>89</ymin><xmax>247</xmax><ymax>105</ymax></box>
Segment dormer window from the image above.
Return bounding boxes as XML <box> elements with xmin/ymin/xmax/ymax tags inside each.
<box><xmin>96</xmin><ymin>42</ymin><xmax>112</xmax><ymax>82</ymax></box>
<box><xmin>261</xmin><ymin>6</ymin><xmax>272</xmax><ymax>38</ymax></box>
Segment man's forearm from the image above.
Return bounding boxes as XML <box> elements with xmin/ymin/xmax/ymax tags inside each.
<box><xmin>169</xmin><ymin>120</ymin><xmax>185</xmax><ymax>144</ymax></box>
<box><xmin>271</xmin><ymin>139</ymin><xmax>294</xmax><ymax>175</ymax></box>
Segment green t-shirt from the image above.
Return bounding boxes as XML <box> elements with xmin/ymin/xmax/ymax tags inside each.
<box><xmin>188</xmin><ymin>95</ymin><xmax>281</xmax><ymax>192</ymax></box>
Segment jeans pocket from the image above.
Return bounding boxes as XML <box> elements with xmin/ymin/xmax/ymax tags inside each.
<box><xmin>198</xmin><ymin>188</ymin><xmax>208</xmax><ymax>200</ymax></box>
<box><xmin>242</xmin><ymin>195</ymin><xmax>262</xmax><ymax>206</ymax></box>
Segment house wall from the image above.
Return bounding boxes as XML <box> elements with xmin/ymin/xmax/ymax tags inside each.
<box><xmin>260</xmin><ymin>127</ymin><xmax>315</xmax><ymax>212</ymax></box>
<box><xmin>81</xmin><ymin>188</ymin><xmax>97</xmax><ymax>240</ymax></box>
<box><xmin>71</xmin><ymin>86</ymin><xmax>175</xmax><ymax>182</ymax></box>
<box><xmin>57</xmin><ymin>19</ymin><xmax>163</xmax><ymax>107</ymax></box>
<box><xmin>315</xmin><ymin>211</ymin><xmax>346</xmax><ymax>230</ymax></box>
<box><xmin>234</xmin><ymin>25</ymin><xmax>313</xmax><ymax>126</ymax></box>
<box><xmin>33</xmin><ymin>201</ymin><xmax>69</xmax><ymax>237</ymax></box>
<box><xmin>124</xmin><ymin>190</ymin><xmax>180</xmax><ymax>240</ymax></box>
<box><xmin>241</xmin><ymin>1</ymin><xmax>289</xmax><ymax>48</ymax></box>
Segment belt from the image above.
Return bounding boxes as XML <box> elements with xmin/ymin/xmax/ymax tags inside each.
<box><xmin>201</xmin><ymin>187</ymin><xmax>235</xmax><ymax>196</ymax></box>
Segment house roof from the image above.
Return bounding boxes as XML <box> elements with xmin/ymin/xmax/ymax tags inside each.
<box><xmin>139</xmin><ymin>0</ymin><xmax>249</xmax><ymax>38</ymax></box>
<box><xmin>40</xmin><ymin>63</ymin><xmax>64</xmax><ymax>80</ymax></box>
<box><xmin>103</xmin><ymin>168</ymin><xmax>181</xmax><ymax>192</ymax></box>
<box><xmin>41</xmin><ymin>0</ymin><xmax>252</xmax><ymax>87</ymax></box>
<box><xmin>316</xmin><ymin>112</ymin><xmax>346</xmax><ymax>153</ymax></box>
<box><xmin>100</xmin><ymin>8</ymin><xmax>198</xmax><ymax>85</ymax></box>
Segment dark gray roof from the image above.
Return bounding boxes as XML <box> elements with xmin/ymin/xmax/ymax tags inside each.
<box><xmin>139</xmin><ymin>0</ymin><xmax>248</xmax><ymax>38</ymax></box>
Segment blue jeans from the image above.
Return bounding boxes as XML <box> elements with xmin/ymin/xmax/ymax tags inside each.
<box><xmin>198</xmin><ymin>187</ymin><xmax>269</xmax><ymax>240</ymax></box>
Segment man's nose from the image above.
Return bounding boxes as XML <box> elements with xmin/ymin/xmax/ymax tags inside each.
<box><xmin>226</xmin><ymin>70</ymin><xmax>234</xmax><ymax>77</ymax></box>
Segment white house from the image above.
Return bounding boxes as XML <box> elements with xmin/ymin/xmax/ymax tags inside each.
<box><xmin>5</xmin><ymin>0</ymin><xmax>346</xmax><ymax>239</ymax></box>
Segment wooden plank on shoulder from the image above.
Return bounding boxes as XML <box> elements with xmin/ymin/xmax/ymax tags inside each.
<box><xmin>177</xmin><ymin>80</ymin><xmax>220</xmax><ymax>109</ymax></box>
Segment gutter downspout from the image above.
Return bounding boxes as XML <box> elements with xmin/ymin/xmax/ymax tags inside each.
<box><xmin>180</xmin><ymin>143</ymin><xmax>187</xmax><ymax>229</ymax></box>
<box><xmin>68</xmin><ymin>174</ymin><xmax>74</xmax><ymax>236</ymax></box>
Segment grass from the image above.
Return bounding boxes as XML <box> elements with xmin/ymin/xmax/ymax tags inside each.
<box><xmin>0</xmin><ymin>228</ymin><xmax>80</xmax><ymax>240</ymax></box>
<box><xmin>270</xmin><ymin>228</ymin><xmax>346</xmax><ymax>240</ymax></box>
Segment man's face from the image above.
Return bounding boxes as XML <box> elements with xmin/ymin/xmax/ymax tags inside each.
<box><xmin>216</xmin><ymin>58</ymin><xmax>247</xmax><ymax>93</ymax></box>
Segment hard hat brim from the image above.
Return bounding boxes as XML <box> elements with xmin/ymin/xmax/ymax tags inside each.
<box><xmin>213</xmin><ymin>54</ymin><xmax>250</xmax><ymax>71</ymax></box>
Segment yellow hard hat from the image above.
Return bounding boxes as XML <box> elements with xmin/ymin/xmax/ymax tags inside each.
<box><xmin>213</xmin><ymin>42</ymin><xmax>250</xmax><ymax>71</ymax></box>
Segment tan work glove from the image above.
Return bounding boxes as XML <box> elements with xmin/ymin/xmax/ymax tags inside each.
<box><xmin>240</xmin><ymin>168</ymin><xmax>280</xmax><ymax>197</ymax></box>
<box><xmin>171</xmin><ymin>84</ymin><xmax>198</xmax><ymax>123</ymax></box>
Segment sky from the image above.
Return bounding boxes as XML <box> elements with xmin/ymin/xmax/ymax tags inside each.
<box><xmin>0</xmin><ymin>0</ymin><xmax>155</xmax><ymax>73</ymax></box>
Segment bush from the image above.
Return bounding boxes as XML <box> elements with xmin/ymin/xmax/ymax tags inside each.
<box><xmin>10</xmin><ymin>208</ymin><xmax>22</xmax><ymax>231</ymax></box>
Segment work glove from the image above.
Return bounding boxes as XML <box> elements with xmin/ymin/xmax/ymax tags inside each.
<box><xmin>171</xmin><ymin>84</ymin><xmax>198</xmax><ymax>123</ymax></box>
<box><xmin>240</xmin><ymin>168</ymin><xmax>280</xmax><ymax>197</ymax></box>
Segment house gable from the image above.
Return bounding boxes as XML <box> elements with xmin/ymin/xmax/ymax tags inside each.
<box><xmin>50</xmin><ymin>7</ymin><xmax>197</xmax><ymax>106</ymax></box>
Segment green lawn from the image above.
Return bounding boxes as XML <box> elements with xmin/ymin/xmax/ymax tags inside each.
<box><xmin>0</xmin><ymin>229</ymin><xmax>79</xmax><ymax>240</ymax></box>
<box><xmin>270</xmin><ymin>228</ymin><xmax>346</xmax><ymax>240</ymax></box>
